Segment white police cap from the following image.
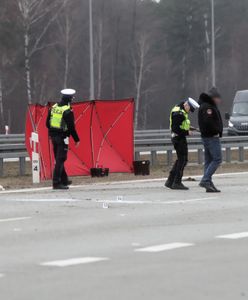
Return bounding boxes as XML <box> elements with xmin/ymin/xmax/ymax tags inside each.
<box><xmin>61</xmin><ymin>88</ymin><xmax>76</xmax><ymax>96</ymax></box>
<box><xmin>188</xmin><ymin>97</ymin><xmax>200</xmax><ymax>109</ymax></box>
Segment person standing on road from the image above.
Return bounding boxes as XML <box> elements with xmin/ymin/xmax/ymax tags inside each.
<box><xmin>165</xmin><ymin>98</ymin><xmax>200</xmax><ymax>190</ymax></box>
<box><xmin>198</xmin><ymin>87</ymin><xmax>223</xmax><ymax>193</ymax></box>
<box><xmin>46</xmin><ymin>89</ymin><xmax>80</xmax><ymax>190</ymax></box>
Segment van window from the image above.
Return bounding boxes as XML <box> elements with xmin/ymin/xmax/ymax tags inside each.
<box><xmin>233</xmin><ymin>102</ymin><xmax>248</xmax><ymax>116</ymax></box>
<box><xmin>235</xmin><ymin>91</ymin><xmax>248</xmax><ymax>102</ymax></box>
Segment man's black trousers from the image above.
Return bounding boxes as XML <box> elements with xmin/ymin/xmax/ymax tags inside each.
<box><xmin>168</xmin><ymin>136</ymin><xmax>188</xmax><ymax>184</ymax></box>
<box><xmin>51</xmin><ymin>136</ymin><xmax>68</xmax><ymax>186</ymax></box>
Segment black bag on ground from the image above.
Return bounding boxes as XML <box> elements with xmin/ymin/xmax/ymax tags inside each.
<box><xmin>133</xmin><ymin>160</ymin><xmax>150</xmax><ymax>176</ymax></box>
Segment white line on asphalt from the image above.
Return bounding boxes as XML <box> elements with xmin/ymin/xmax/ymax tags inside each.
<box><xmin>96</xmin><ymin>197</ymin><xmax>217</xmax><ymax>205</ymax></box>
<box><xmin>135</xmin><ymin>243</ymin><xmax>194</xmax><ymax>253</ymax></box>
<box><xmin>40</xmin><ymin>257</ymin><xmax>109</xmax><ymax>267</ymax></box>
<box><xmin>1</xmin><ymin>171</ymin><xmax>248</xmax><ymax>194</ymax></box>
<box><xmin>7</xmin><ymin>198</ymin><xmax>80</xmax><ymax>202</ymax></box>
<box><xmin>216</xmin><ymin>232</ymin><xmax>248</xmax><ymax>239</ymax></box>
<box><xmin>0</xmin><ymin>217</ymin><xmax>31</xmax><ymax>223</ymax></box>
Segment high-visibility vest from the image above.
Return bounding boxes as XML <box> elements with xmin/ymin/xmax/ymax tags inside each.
<box><xmin>50</xmin><ymin>104</ymin><xmax>70</xmax><ymax>130</ymax></box>
<box><xmin>170</xmin><ymin>105</ymin><xmax>190</xmax><ymax>131</ymax></box>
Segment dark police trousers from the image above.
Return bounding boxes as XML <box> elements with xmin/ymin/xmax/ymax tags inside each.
<box><xmin>51</xmin><ymin>136</ymin><xmax>69</xmax><ymax>185</ymax></box>
<box><xmin>168</xmin><ymin>136</ymin><xmax>188</xmax><ymax>184</ymax></box>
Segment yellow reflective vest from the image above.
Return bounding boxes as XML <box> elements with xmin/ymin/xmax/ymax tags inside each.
<box><xmin>50</xmin><ymin>104</ymin><xmax>71</xmax><ymax>131</ymax></box>
<box><xmin>170</xmin><ymin>105</ymin><xmax>190</xmax><ymax>131</ymax></box>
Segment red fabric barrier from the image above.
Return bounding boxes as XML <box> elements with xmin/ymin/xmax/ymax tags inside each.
<box><xmin>25</xmin><ymin>99</ymin><xmax>134</xmax><ymax>180</ymax></box>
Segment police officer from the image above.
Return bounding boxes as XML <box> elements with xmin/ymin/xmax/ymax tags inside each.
<box><xmin>165</xmin><ymin>98</ymin><xmax>199</xmax><ymax>190</ymax></box>
<box><xmin>198</xmin><ymin>87</ymin><xmax>223</xmax><ymax>193</ymax></box>
<box><xmin>46</xmin><ymin>89</ymin><xmax>80</xmax><ymax>190</ymax></box>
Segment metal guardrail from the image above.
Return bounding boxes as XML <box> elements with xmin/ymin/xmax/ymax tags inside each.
<box><xmin>135</xmin><ymin>135</ymin><xmax>248</xmax><ymax>166</ymax></box>
<box><xmin>0</xmin><ymin>130</ymin><xmax>248</xmax><ymax>176</ymax></box>
<box><xmin>0</xmin><ymin>134</ymin><xmax>28</xmax><ymax>176</ymax></box>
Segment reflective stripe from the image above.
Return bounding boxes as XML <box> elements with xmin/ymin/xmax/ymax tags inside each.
<box><xmin>50</xmin><ymin>104</ymin><xmax>70</xmax><ymax>130</ymax></box>
<box><xmin>170</xmin><ymin>105</ymin><xmax>190</xmax><ymax>131</ymax></box>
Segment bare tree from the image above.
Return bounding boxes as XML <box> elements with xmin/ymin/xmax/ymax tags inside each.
<box><xmin>56</xmin><ymin>0</ymin><xmax>79</xmax><ymax>89</ymax></box>
<box><xmin>132</xmin><ymin>33</ymin><xmax>153</xmax><ymax>130</ymax></box>
<box><xmin>17</xmin><ymin>0</ymin><xmax>64</xmax><ymax>104</ymax></box>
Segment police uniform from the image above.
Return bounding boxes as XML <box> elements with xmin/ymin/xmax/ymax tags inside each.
<box><xmin>46</xmin><ymin>89</ymin><xmax>80</xmax><ymax>189</ymax></box>
<box><xmin>165</xmin><ymin>98</ymin><xmax>199</xmax><ymax>190</ymax></box>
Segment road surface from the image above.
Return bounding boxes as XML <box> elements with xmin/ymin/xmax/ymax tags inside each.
<box><xmin>0</xmin><ymin>172</ymin><xmax>248</xmax><ymax>300</ymax></box>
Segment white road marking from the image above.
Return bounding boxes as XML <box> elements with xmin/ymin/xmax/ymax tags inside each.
<box><xmin>135</xmin><ymin>243</ymin><xmax>194</xmax><ymax>253</ymax></box>
<box><xmin>7</xmin><ymin>198</ymin><xmax>80</xmax><ymax>202</ymax></box>
<box><xmin>0</xmin><ymin>217</ymin><xmax>31</xmax><ymax>223</ymax></box>
<box><xmin>40</xmin><ymin>257</ymin><xmax>109</xmax><ymax>267</ymax></box>
<box><xmin>13</xmin><ymin>228</ymin><xmax>22</xmax><ymax>232</ymax></box>
<box><xmin>96</xmin><ymin>197</ymin><xmax>217</xmax><ymax>205</ymax></box>
<box><xmin>216</xmin><ymin>232</ymin><xmax>248</xmax><ymax>240</ymax></box>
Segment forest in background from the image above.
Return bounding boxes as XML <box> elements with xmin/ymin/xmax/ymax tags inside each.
<box><xmin>0</xmin><ymin>0</ymin><xmax>248</xmax><ymax>133</ymax></box>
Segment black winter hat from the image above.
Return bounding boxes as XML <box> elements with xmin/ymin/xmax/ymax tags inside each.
<box><xmin>208</xmin><ymin>87</ymin><xmax>221</xmax><ymax>99</ymax></box>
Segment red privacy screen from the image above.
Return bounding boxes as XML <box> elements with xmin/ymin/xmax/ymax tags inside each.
<box><xmin>25</xmin><ymin>99</ymin><xmax>134</xmax><ymax>180</ymax></box>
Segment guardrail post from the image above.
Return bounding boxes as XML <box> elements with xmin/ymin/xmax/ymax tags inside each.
<box><xmin>0</xmin><ymin>158</ymin><xmax>3</xmax><ymax>177</ymax></box>
<box><xmin>135</xmin><ymin>152</ymin><xmax>140</xmax><ymax>161</ymax></box>
<box><xmin>19</xmin><ymin>157</ymin><xmax>26</xmax><ymax>176</ymax></box>
<box><xmin>167</xmin><ymin>150</ymin><xmax>173</xmax><ymax>166</ymax></box>
<box><xmin>151</xmin><ymin>151</ymin><xmax>157</xmax><ymax>166</ymax></box>
<box><xmin>197</xmin><ymin>149</ymin><xmax>204</xmax><ymax>165</ymax></box>
<box><xmin>239</xmin><ymin>147</ymin><xmax>244</xmax><ymax>162</ymax></box>
<box><xmin>225</xmin><ymin>147</ymin><xmax>231</xmax><ymax>163</ymax></box>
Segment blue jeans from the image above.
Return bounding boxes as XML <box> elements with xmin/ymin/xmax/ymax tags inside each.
<box><xmin>201</xmin><ymin>137</ymin><xmax>222</xmax><ymax>183</ymax></box>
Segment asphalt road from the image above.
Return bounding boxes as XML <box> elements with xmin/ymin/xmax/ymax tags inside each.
<box><xmin>0</xmin><ymin>172</ymin><xmax>248</xmax><ymax>300</ymax></box>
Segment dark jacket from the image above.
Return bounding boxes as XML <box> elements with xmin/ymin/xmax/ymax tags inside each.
<box><xmin>171</xmin><ymin>102</ymin><xmax>189</xmax><ymax>138</ymax></box>
<box><xmin>46</xmin><ymin>101</ymin><xmax>80</xmax><ymax>143</ymax></box>
<box><xmin>198</xmin><ymin>93</ymin><xmax>223</xmax><ymax>138</ymax></box>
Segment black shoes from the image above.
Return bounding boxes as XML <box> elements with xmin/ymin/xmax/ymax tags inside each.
<box><xmin>53</xmin><ymin>179</ymin><xmax>72</xmax><ymax>190</ymax></box>
<box><xmin>53</xmin><ymin>184</ymin><xmax>69</xmax><ymax>190</ymax></box>
<box><xmin>165</xmin><ymin>180</ymin><xmax>173</xmax><ymax>189</ymax></box>
<box><xmin>62</xmin><ymin>180</ymin><xmax>72</xmax><ymax>186</ymax></box>
<box><xmin>171</xmin><ymin>183</ymin><xmax>189</xmax><ymax>190</ymax></box>
<box><xmin>199</xmin><ymin>181</ymin><xmax>221</xmax><ymax>193</ymax></box>
<box><xmin>165</xmin><ymin>180</ymin><xmax>189</xmax><ymax>190</ymax></box>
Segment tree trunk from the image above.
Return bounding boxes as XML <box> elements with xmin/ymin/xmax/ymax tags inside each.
<box><xmin>24</xmin><ymin>31</ymin><xmax>32</xmax><ymax>104</ymax></box>
<box><xmin>0</xmin><ymin>70</ymin><xmax>4</xmax><ymax>130</ymax></box>
<box><xmin>134</xmin><ymin>47</ymin><xmax>144</xmax><ymax>130</ymax></box>
<box><xmin>97</xmin><ymin>19</ymin><xmax>103</xmax><ymax>99</ymax></box>
<box><xmin>63</xmin><ymin>14</ymin><xmax>70</xmax><ymax>88</ymax></box>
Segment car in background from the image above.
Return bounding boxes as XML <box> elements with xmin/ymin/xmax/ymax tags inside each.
<box><xmin>226</xmin><ymin>90</ymin><xmax>248</xmax><ymax>135</ymax></box>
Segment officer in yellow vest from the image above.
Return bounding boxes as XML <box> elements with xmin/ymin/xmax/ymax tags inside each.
<box><xmin>165</xmin><ymin>98</ymin><xmax>199</xmax><ymax>190</ymax></box>
<box><xmin>46</xmin><ymin>89</ymin><xmax>80</xmax><ymax>189</ymax></box>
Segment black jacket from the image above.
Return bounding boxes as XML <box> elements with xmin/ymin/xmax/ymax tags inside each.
<box><xmin>198</xmin><ymin>93</ymin><xmax>223</xmax><ymax>138</ymax></box>
<box><xmin>46</xmin><ymin>101</ymin><xmax>80</xmax><ymax>143</ymax></box>
<box><xmin>171</xmin><ymin>102</ymin><xmax>189</xmax><ymax>137</ymax></box>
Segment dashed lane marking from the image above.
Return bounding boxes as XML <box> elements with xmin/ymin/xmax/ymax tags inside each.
<box><xmin>6</xmin><ymin>198</ymin><xmax>80</xmax><ymax>202</ymax></box>
<box><xmin>40</xmin><ymin>257</ymin><xmax>109</xmax><ymax>267</ymax></box>
<box><xmin>0</xmin><ymin>217</ymin><xmax>31</xmax><ymax>223</ymax></box>
<box><xmin>216</xmin><ymin>232</ymin><xmax>248</xmax><ymax>240</ymax></box>
<box><xmin>135</xmin><ymin>243</ymin><xmax>194</xmax><ymax>253</ymax></box>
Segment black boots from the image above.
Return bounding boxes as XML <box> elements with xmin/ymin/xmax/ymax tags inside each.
<box><xmin>53</xmin><ymin>184</ymin><xmax>69</xmax><ymax>190</ymax></box>
<box><xmin>171</xmin><ymin>182</ymin><xmax>189</xmax><ymax>190</ymax></box>
<box><xmin>199</xmin><ymin>181</ymin><xmax>221</xmax><ymax>193</ymax></box>
<box><xmin>165</xmin><ymin>179</ymin><xmax>189</xmax><ymax>190</ymax></box>
<box><xmin>165</xmin><ymin>179</ymin><xmax>173</xmax><ymax>189</ymax></box>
